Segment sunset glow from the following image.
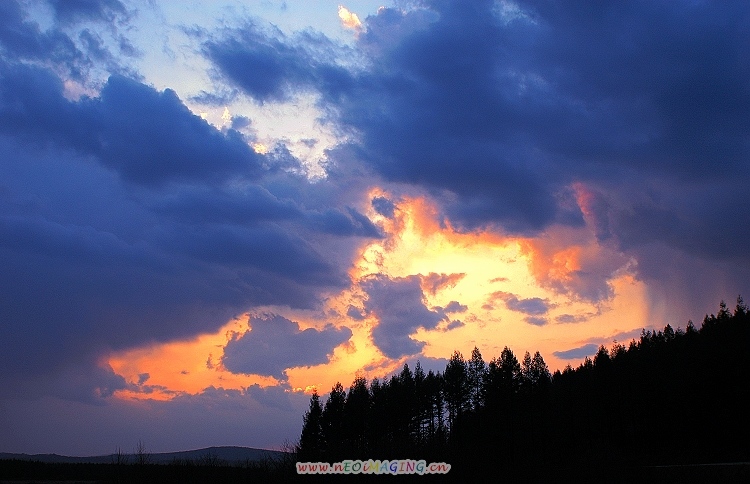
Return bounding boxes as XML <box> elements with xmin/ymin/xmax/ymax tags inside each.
<box><xmin>1</xmin><ymin>0</ymin><xmax>747</xmax><ymax>457</ymax></box>
<box><xmin>108</xmin><ymin>191</ymin><xmax>650</xmax><ymax>401</ymax></box>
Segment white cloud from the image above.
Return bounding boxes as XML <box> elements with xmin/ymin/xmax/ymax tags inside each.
<box><xmin>338</xmin><ymin>5</ymin><xmax>363</xmax><ymax>30</ymax></box>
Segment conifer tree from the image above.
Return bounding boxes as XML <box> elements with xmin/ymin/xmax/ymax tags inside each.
<box><xmin>321</xmin><ymin>382</ymin><xmax>346</xmax><ymax>459</ymax></box>
<box><xmin>444</xmin><ymin>351</ymin><xmax>470</xmax><ymax>430</ymax></box>
<box><xmin>467</xmin><ymin>347</ymin><xmax>487</xmax><ymax>410</ymax></box>
<box><xmin>298</xmin><ymin>391</ymin><xmax>324</xmax><ymax>461</ymax></box>
<box><xmin>521</xmin><ymin>351</ymin><xmax>534</xmax><ymax>390</ymax></box>
<box><xmin>344</xmin><ymin>376</ymin><xmax>370</xmax><ymax>456</ymax></box>
<box><xmin>530</xmin><ymin>351</ymin><xmax>551</xmax><ymax>386</ymax></box>
<box><xmin>498</xmin><ymin>346</ymin><xmax>521</xmax><ymax>394</ymax></box>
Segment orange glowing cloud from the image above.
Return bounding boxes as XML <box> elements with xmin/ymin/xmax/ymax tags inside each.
<box><xmin>109</xmin><ymin>186</ymin><xmax>656</xmax><ymax>402</ymax></box>
<box><xmin>518</xmin><ymin>217</ymin><xmax>631</xmax><ymax>303</ymax></box>
<box><xmin>109</xmin><ymin>316</ymin><xmax>281</xmax><ymax>400</ymax></box>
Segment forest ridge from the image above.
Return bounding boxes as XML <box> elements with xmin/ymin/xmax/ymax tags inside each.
<box><xmin>297</xmin><ymin>298</ymin><xmax>750</xmax><ymax>479</ymax></box>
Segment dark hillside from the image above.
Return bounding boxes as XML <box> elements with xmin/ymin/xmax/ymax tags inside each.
<box><xmin>298</xmin><ymin>298</ymin><xmax>750</xmax><ymax>481</ymax></box>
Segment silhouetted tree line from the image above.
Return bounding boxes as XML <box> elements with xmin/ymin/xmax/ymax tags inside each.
<box><xmin>298</xmin><ymin>298</ymin><xmax>750</xmax><ymax>480</ymax></box>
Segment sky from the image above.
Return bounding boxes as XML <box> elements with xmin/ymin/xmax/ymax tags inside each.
<box><xmin>1</xmin><ymin>0</ymin><xmax>749</xmax><ymax>456</ymax></box>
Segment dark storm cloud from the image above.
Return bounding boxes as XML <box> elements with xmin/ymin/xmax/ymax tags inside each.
<box><xmin>0</xmin><ymin>117</ymin><xmax>367</xmax><ymax>401</ymax></box>
<box><xmin>305</xmin><ymin>207</ymin><xmax>382</xmax><ymax>237</ymax></box>
<box><xmin>0</xmin><ymin>3</ymin><xmax>387</xmax><ymax>403</ymax></box>
<box><xmin>362</xmin><ymin>275</ymin><xmax>446</xmax><ymax>359</ymax></box>
<box><xmin>152</xmin><ymin>184</ymin><xmax>379</xmax><ymax>238</ymax></box>
<box><xmin>77</xmin><ymin>28</ymin><xmax>138</xmax><ymax>75</ymax></box>
<box><xmin>48</xmin><ymin>363</ymin><xmax>128</xmax><ymax>405</ymax></box>
<box><xmin>245</xmin><ymin>383</ymin><xmax>294</xmax><ymax>411</ymax></box>
<box><xmin>614</xmin><ymin>184</ymin><xmax>750</xmax><ymax>262</ymax></box>
<box><xmin>202</xmin><ymin>1</ymin><xmax>750</xmax><ymax>291</ymax></box>
<box><xmin>1</xmin><ymin>0</ymin><xmax>748</xmax><ymax>410</ymax></box>
<box><xmin>0</xmin><ymin>0</ymin><xmax>136</xmax><ymax>81</ymax></box>
<box><xmin>0</xmin><ymin>65</ymin><xmax>264</xmax><ymax>185</ymax></box>
<box><xmin>0</xmin><ymin>1</ymin><xmax>84</xmax><ymax>74</ymax></box>
<box><xmin>333</xmin><ymin>2</ymin><xmax>566</xmax><ymax>232</ymax></box>
<box><xmin>79</xmin><ymin>28</ymin><xmax>111</xmax><ymax>62</ymax></box>
<box><xmin>203</xmin><ymin>20</ymin><xmax>354</xmax><ymax>104</ymax></box>
<box><xmin>525</xmin><ymin>1</ymin><xmax>750</xmax><ymax>176</ymax></box>
<box><xmin>0</xmin><ymin>350</ymin><xmax>128</xmax><ymax>405</ymax></box>
<box><xmin>156</xmin><ymin>224</ymin><xmax>340</xmax><ymax>283</ymax></box>
<box><xmin>371</xmin><ymin>196</ymin><xmax>395</xmax><ymax>218</ymax></box>
<box><xmin>222</xmin><ymin>315</ymin><xmax>352</xmax><ymax>379</ymax></box>
<box><xmin>150</xmin><ymin>185</ymin><xmax>301</xmax><ymax>225</ymax></box>
<box><xmin>0</xmin><ymin>167</ymin><xmax>344</xmax><ymax>395</ymax></box>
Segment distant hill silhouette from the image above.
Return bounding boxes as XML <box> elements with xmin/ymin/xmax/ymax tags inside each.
<box><xmin>0</xmin><ymin>446</ymin><xmax>296</xmax><ymax>483</ymax></box>
<box><xmin>0</xmin><ymin>445</ymin><xmax>284</xmax><ymax>465</ymax></box>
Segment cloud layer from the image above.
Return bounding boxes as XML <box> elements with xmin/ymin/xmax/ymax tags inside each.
<box><xmin>363</xmin><ymin>275</ymin><xmax>446</xmax><ymax>359</ymax></box>
<box><xmin>0</xmin><ymin>1</ymin><xmax>380</xmax><ymax>403</ymax></box>
<box><xmin>202</xmin><ymin>0</ymin><xmax>750</xmax><ymax>315</ymax></box>
<box><xmin>222</xmin><ymin>315</ymin><xmax>352</xmax><ymax>379</ymax></box>
<box><xmin>2</xmin><ymin>0</ymin><xmax>750</xmax><ymax>455</ymax></box>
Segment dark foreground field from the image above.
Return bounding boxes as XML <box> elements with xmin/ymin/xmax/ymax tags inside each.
<box><xmin>0</xmin><ymin>456</ymin><xmax>297</xmax><ymax>483</ymax></box>
<box><xmin>0</xmin><ymin>446</ymin><xmax>297</xmax><ymax>483</ymax></box>
<box><xmin>2</xmin><ymin>458</ymin><xmax>750</xmax><ymax>483</ymax></box>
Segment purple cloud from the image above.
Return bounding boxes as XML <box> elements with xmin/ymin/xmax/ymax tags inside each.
<box><xmin>362</xmin><ymin>275</ymin><xmax>445</xmax><ymax>359</ymax></box>
<box><xmin>199</xmin><ymin>0</ymin><xmax>750</xmax><ymax>320</ymax></box>
<box><xmin>222</xmin><ymin>315</ymin><xmax>352</xmax><ymax>379</ymax></box>
<box><xmin>553</xmin><ymin>343</ymin><xmax>599</xmax><ymax>360</ymax></box>
<box><xmin>525</xmin><ymin>316</ymin><xmax>549</xmax><ymax>327</ymax></box>
<box><xmin>556</xmin><ymin>314</ymin><xmax>590</xmax><ymax>324</ymax></box>
<box><xmin>444</xmin><ymin>301</ymin><xmax>468</xmax><ymax>313</ymax></box>
<box><xmin>491</xmin><ymin>291</ymin><xmax>551</xmax><ymax>316</ymax></box>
